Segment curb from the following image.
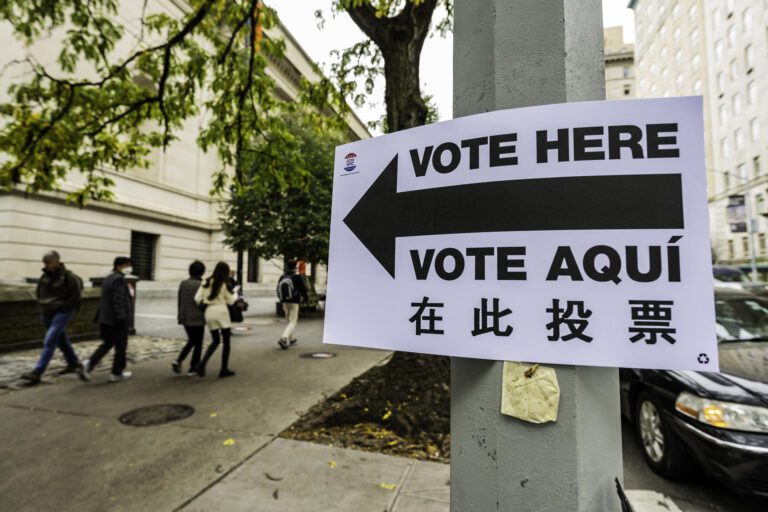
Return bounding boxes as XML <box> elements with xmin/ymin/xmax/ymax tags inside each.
<box><xmin>627</xmin><ymin>490</ymin><xmax>683</xmax><ymax>512</ymax></box>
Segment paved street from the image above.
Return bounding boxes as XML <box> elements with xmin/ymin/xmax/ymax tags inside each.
<box><xmin>0</xmin><ymin>296</ymin><xmax>764</xmax><ymax>511</ymax></box>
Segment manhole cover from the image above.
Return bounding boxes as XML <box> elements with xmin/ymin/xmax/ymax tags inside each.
<box><xmin>119</xmin><ymin>404</ymin><xmax>195</xmax><ymax>427</ymax></box>
<box><xmin>299</xmin><ymin>352</ymin><xmax>337</xmax><ymax>359</ymax></box>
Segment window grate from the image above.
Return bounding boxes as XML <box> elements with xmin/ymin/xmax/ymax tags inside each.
<box><xmin>247</xmin><ymin>249</ymin><xmax>260</xmax><ymax>283</ymax></box>
<box><xmin>130</xmin><ymin>231</ymin><xmax>157</xmax><ymax>281</ymax></box>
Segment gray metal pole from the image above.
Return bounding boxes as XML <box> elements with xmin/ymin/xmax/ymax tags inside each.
<box><xmin>744</xmin><ymin>192</ymin><xmax>758</xmax><ymax>281</ymax></box>
<box><xmin>451</xmin><ymin>1</ymin><xmax>624</xmax><ymax>511</ymax></box>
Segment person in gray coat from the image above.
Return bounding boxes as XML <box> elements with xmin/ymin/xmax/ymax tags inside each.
<box><xmin>78</xmin><ymin>257</ymin><xmax>133</xmax><ymax>383</ymax></box>
<box><xmin>173</xmin><ymin>260</ymin><xmax>206</xmax><ymax>376</ymax></box>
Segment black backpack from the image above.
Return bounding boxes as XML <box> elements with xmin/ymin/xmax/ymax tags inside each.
<box><xmin>276</xmin><ymin>275</ymin><xmax>299</xmax><ymax>302</ymax></box>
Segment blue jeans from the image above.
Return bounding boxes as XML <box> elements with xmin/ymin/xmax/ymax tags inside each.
<box><xmin>34</xmin><ymin>310</ymin><xmax>79</xmax><ymax>374</ymax></box>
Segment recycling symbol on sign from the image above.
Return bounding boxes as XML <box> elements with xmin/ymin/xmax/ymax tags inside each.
<box><xmin>697</xmin><ymin>353</ymin><xmax>710</xmax><ymax>364</ymax></box>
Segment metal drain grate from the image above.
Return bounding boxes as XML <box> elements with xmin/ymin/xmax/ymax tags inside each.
<box><xmin>299</xmin><ymin>352</ymin><xmax>337</xmax><ymax>359</ymax></box>
<box><xmin>119</xmin><ymin>404</ymin><xmax>195</xmax><ymax>427</ymax></box>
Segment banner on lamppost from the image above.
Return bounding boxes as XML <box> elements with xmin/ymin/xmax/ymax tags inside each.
<box><xmin>727</xmin><ymin>195</ymin><xmax>747</xmax><ymax>233</ymax></box>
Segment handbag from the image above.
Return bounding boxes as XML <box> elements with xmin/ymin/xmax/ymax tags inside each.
<box><xmin>228</xmin><ymin>296</ymin><xmax>248</xmax><ymax>323</ymax></box>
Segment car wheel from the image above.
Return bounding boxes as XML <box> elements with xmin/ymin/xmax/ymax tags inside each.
<box><xmin>635</xmin><ymin>391</ymin><xmax>693</xmax><ymax>479</ymax></box>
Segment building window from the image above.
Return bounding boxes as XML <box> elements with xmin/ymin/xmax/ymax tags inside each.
<box><xmin>661</xmin><ymin>67</ymin><xmax>669</xmax><ymax>81</ymax></box>
<box><xmin>713</xmin><ymin>7</ymin><xmax>721</xmax><ymax>27</ymax></box>
<box><xmin>755</xmin><ymin>156</ymin><xmax>761</xmax><ymax>177</ymax></box>
<box><xmin>719</xmin><ymin>104</ymin><xmax>727</xmax><ymax>124</ymax></box>
<box><xmin>728</xmin><ymin>239</ymin><xmax>735</xmax><ymax>260</ymax></box>
<box><xmin>692</xmin><ymin>53</ymin><xmax>700</xmax><ymax>70</ymax></box>
<box><xmin>751</xmin><ymin>119</ymin><xmax>760</xmax><ymax>142</ymax></box>
<box><xmin>674</xmin><ymin>49</ymin><xmax>683</xmax><ymax>64</ymax></box>
<box><xmin>622</xmin><ymin>66</ymin><xmax>631</xmax><ymax>78</ymax></box>
<box><xmin>722</xmin><ymin>138</ymin><xmax>731</xmax><ymax>158</ymax></box>
<box><xmin>738</xmin><ymin>163</ymin><xmax>747</xmax><ymax>181</ymax></box>
<box><xmin>715</xmin><ymin>40</ymin><xmax>724</xmax><ymax>61</ymax></box>
<box><xmin>745</xmin><ymin>45</ymin><xmax>754</xmax><ymax>71</ymax></box>
<box><xmin>623</xmin><ymin>84</ymin><xmax>631</xmax><ymax>96</ymax></box>
<box><xmin>730</xmin><ymin>59</ymin><xmax>738</xmax><ymax>81</ymax></box>
<box><xmin>748</xmin><ymin>81</ymin><xmax>758</xmax><ymax>105</ymax></box>
<box><xmin>732</xmin><ymin>93</ymin><xmax>742</xmax><ymax>115</ymax></box>
<box><xmin>735</xmin><ymin>128</ymin><xmax>744</xmax><ymax>151</ymax></box>
<box><xmin>742</xmin><ymin>8</ymin><xmax>752</xmax><ymax>31</ymax></box>
<box><xmin>724</xmin><ymin>171</ymin><xmax>731</xmax><ymax>189</ymax></box>
<box><xmin>660</xmin><ymin>46</ymin><xmax>668</xmax><ymax>60</ymax></box>
<box><xmin>743</xmin><ymin>237</ymin><xmax>749</xmax><ymax>258</ymax></box>
<box><xmin>247</xmin><ymin>249</ymin><xmax>260</xmax><ymax>283</ymax></box>
<box><xmin>673</xmin><ymin>27</ymin><xmax>681</xmax><ymax>43</ymax></box>
<box><xmin>689</xmin><ymin>4</ymin><xmax>697</xmax><ymax>20</ymax></box>
<box><xmin>690</xmin><ymin>27</ymin><xmax>699</xmax><ymax>44</ymax></box>
<box><xmin>675</xmin><ymin>72</ymin><xmax>683</xmax><ymax>88</ymax></box>
<box><xmin>673</xmin><ymin>4</ymin><xmax>680</xmax><ymax>18</ymax></box>
<box><xmin>130</xmin><ymin>231</ymin><xmax>158</xmax><ymax>281</ymax></box>
<box><xmin>760</xmin><ymin>233</ymin><xmax>766</xmax><ymax>256</ymax></box>
<box><xmin>693</xmin><ymin>80</ymin><xmax>702</xmax><ymax>95</ymax></box>
<box><xmin>727</xmin><ymin>25</ymin><xmax>736</xmax><ymax>47</ymax></box>
<box><xmin>717</xmin><ymin>72</ymin><xmax>725</xmax><ymax>94</ymax></box>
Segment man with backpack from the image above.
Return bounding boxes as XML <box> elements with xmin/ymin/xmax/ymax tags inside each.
<box><xmin>21</xmin><ymin>251</ymin><xmax>83</xmax><ymax>384</ymax></box>
<box><xmin>276</xmin><ymin>260</ymin><xmax>309</xmax><ymax>350</ymax></box>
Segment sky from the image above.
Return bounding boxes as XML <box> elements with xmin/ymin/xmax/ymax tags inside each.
<box><xmin>268</xmin><ymin>1</ymin><xmax>635</xmax><ymax>133</ymax></box>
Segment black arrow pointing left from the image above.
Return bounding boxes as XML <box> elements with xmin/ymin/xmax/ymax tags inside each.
<box><xmin>343</xmin><ymin>155</ymin><xmax>684</xmax><ymax>277</ymax></box>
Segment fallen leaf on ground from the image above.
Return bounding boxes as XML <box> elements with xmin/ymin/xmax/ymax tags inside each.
<box><xmin>210</xmin><ymin>412</ymin><xmax>218</xmax><ymax>418</ymax></box>
<box><xmin>273</xmin><ymin>489</ymin><xmax>279</xmax><ymax>500</ymax></box>
<box><xmin>222</xmin><ymin>438</ymin><xmax>235</xmax><ymax>446</ymax></box>
<box><xmin>379</xmin><ymin>483</ymin><xmax>397</xmax><ymax>490</ymax></box>
<box><xmin>265</xmin><ymin>473</ymin><xmax>284</xmax><ymax>481</ymax></box>
<box><xmin>381</xmin><ymin>410</ymin><xmax>392</xmax><ymax>421</ymax></box>
<box><xmin>327</xmin><ymin>460</ymin><xmax>336</xmax><ymax>469</ymax></box>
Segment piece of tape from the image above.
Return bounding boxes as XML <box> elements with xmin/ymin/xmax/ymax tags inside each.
<box><xmin>501</xmin><ymin>361</ymin><xmax>560</xmax><ymax>424</ymax></box>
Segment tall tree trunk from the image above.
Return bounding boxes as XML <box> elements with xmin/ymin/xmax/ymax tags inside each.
<box><xmin>346</xmin><ymin>0</ymin><xmax>437</xmax><ymax>133</ymax></box>
<box><xmin>345</xmin><ymin>1</ymin><xmax>443</xmax><ymax>371</ymax></box>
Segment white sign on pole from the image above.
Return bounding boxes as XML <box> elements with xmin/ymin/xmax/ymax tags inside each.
<box><xmin>324</xmin><ymin>97</ymin><xmax>718</xmax><ymax>371</ymax></box>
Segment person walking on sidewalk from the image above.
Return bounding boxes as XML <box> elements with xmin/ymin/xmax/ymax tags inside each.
<box><xmin>20</xmin><ymin>251</ymin><xmax>83</xmax><ymax>384</ymax></box>
<box><xmin>195</xmin><ymin>261</ymin><xmax>236</xmax><ymax>378</ymax></box>
<box><xmin>173</xmin><ymin>260</ymin><xmax>206</xmax><ymax>376</ymax></box>
<box><xmin>79</xmin><ymin>257</ymin><xmax>133</xmax><ymax>383</ymax></box>
<box><xmin>277</xmin><ymin>260</ymin><xmax>309</xmax><ymax>350</ymax></box>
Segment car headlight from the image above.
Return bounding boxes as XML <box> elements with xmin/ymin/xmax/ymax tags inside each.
<box><xmin>675</xmin><ymin>392</ymin><xmax>768</xmax><ymax>433</ymax></box>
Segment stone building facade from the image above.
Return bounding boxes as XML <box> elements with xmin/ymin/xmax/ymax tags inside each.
<box><xmin>630</xmin><ymin>0</ymin><xmax>767</xmax><ymax>268</ymax></box>
<box><xmin>0</xmin><ymin>1</ymin><xmax>368</xmax><ymax>291</ymax></box>
<box><xmin>604</xmin><ymin>26</ymin><xmax>635</xmax><ymax>100</ymax></box>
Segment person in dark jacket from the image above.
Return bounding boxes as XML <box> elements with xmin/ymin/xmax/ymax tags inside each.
<box><xmin>78</xmin><ymin>257</ymin><xmax>133</xmax><ymax>383</ymax></box>
<box><xmin>173</xmin><ymin>260</ymin><xmax>206</xmax><ymax>376</ymax></box>
<box><xmin>20</xmin><ymin>251</ymin><xmax>82</xmax><ymax>384</ymax></box>
<box><xmin>277</xmin><ymin>260</ymin><xmax>309</xmax><ymax>350</ymax></box>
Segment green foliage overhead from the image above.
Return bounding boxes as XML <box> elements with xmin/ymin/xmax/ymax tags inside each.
<box><xmin>221</xmin><ymin>111</ymin><xmax>345</xmax><ymax>264</ymax></box>
<box><xmin>0</xmin><ymin>0</ymin><xmax>348</xmax><ymax>204</ymax></box>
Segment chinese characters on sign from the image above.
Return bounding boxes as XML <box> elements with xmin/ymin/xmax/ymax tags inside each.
<box><xmin>409</xmin><ymin>298</ymin><xmax>676</xmax><ymax>345</ymax></box>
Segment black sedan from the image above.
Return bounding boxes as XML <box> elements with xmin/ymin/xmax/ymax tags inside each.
<box><xmin>620</xmin><ymin>288</ymin><xmax>768</xmax><ymax>497</ymax></box>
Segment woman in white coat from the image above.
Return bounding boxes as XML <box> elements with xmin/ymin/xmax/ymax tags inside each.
<box><xmin>195</xmin><ymin>261</ymin><xmax>236</xmax><ymax>378</ymax></box>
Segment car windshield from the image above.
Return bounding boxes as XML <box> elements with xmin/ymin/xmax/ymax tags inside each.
<box><xmin>715</xmin><ymin>296</ymin><xmax>768</xmax><ymax>341</ymax></box>
<box><xmin>713</xmin><ymin>267</ymin><xmax>747</xmax><ymax>282</ymax></box>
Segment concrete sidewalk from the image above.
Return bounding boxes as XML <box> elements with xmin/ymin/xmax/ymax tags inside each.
<box><xmin>0</xmin><ymin>311</ymin><xmax>681</xmax><ymax>512</ymax></box>
<box><xmin>0</xmin><ymin>315</ymin><xmax>393</xmax><ymax>511</ymax></box>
